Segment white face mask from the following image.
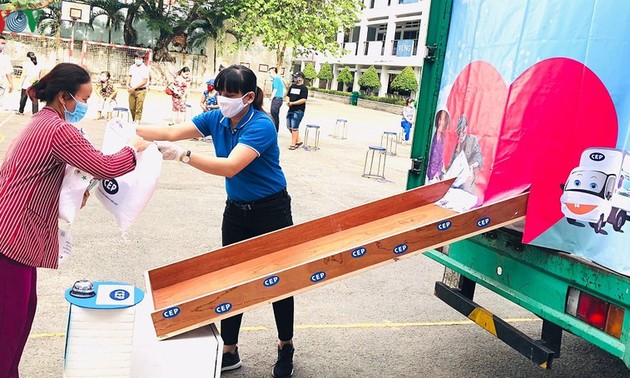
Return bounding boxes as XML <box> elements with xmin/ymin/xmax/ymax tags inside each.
<box><xmin>134</xmin><ymin>59</ymin><xmax>143</xmax><ymax>66</ymax></box>
<box><xmin>217</xmin><ymin>93</ymin><xmax>250</xmax><ymax>118</ymax></box>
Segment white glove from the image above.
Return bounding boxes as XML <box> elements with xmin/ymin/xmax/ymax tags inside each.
<box><xmin>156</xmin><ymin>141</ymin><xmax>186</xmax><ymax>161</ymax></box>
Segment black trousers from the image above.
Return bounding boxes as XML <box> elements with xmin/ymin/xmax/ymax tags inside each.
<box><xmin>270</xmin><ymin>97</ymin><xmax>283</xmax><ymax>132</ymax></box>
<box><xmin>18</xmin><ymin>89</ymin><xmax>38</xmax><ymax>114</ymax></box>
<box><xmin>220</xmin><ymin>189</ymin><xmax>294</xmax><ymax>345</ymax></box>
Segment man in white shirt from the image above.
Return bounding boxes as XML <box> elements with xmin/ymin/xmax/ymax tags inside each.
<box><xmin>0</xmin><ymin>35</ymin><xmax>14</xmax><ymax>109</ymax></box>
<box><xmin>126</xmin><ymin>50</ymin><xmax>150</xmax><ymax>122</ymax></box>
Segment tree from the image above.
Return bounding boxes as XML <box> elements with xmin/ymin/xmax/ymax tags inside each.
<box><xmin>2</xmin><ymin>0</ymin><xmax>56</xmax><ymax>10</ymax></box>
<box><xmin>358</xmin><ymin>66</ymin><xmax>380</xmax><ymax>94</ymax></box>
<box><xmin>186</xmin><ymin>7</ymin><xmax>234</xmax><ymax>72</ymax></box>
<box><xmin>229</xmin><ymin>0</ymin><xmax>363</xmax><ymax>67</ymax></box>
<box><xmin>302</xmin><ymin>62</ymin><xmax>317</xmax><ymax>85</ymax></box>
<box><xmin>89</xmin><ymin>0</ymin><xmax>127</xmax><ymax>44</ymax></box>
<box><xmin>317</xmin><ymin>62</ymin><xmax>333</xmax><ymax>89</ymax></box>
<box><xmin>337</xmin><ymin>66</ymin><xmax>353</xmax><ymax>91</ymax></box>
<box><xmin>390</xmin><ymin>66</ymin><xmax>419</xmax><ymax>95</ymax></box>
<box><xmin>37</xmin><ymin>2</ymin><xmax>62</xmax><ymax>37</ymax></box>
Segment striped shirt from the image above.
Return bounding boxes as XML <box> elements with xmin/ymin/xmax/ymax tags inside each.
<box><xmin>0</xmin><ymin>107</ymin><xmax>137</xmax><ymax>269</ymax></box>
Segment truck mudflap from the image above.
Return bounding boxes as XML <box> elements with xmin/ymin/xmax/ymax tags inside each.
<box><xmin>434</xmin><ymin>281</ymin><xmax>557</xmax><ymax>369</ymax></box>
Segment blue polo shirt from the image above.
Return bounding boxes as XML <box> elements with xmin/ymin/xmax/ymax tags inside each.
<box><xmin>192</xmin><ymin>106</ymin><xmax>287</xmax><ymax>202</ymax></box>
<box><xmin>272</xmin><ymin>76</ymin><xmax>284</xmax><ymax>98</ymax></box>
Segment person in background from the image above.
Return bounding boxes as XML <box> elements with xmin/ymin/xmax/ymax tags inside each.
<box><xmin>0</xmin><ymin>35</ymin><xmax>14</xmax><ymax>109</ymax></box>
<box><xmin>94</xmin><ymin>70</ymin><xmax>117</xmax><ymax>120</ymax></box>
<box><xmin>400</xmin><ymin>97</ymin><xmax>415</xmax><ymax>144</ymax></box>
<box><xmin>126</xmin><ymin>51</ymin><xmax>150</xmax><ymax>123</ymax></box>
<box><xmin>136</xmin><ymin>64</ymin><xmax>296</xmax><ymax>378</ymax></box>
<box><xmin>16</xmin><ymin>51</ymin><xmax>42</xmax><ymax>115</ymax></box>
<box><xmin>169</xmin><ymin>66</ymin><xmax>191</xmax><ymax>125</ymax></box>
<box><xmin>427</xmin><ymin>109</ymin><xmax>451</xmax><ymax>182</ymax></box>
<box><xmin>0</xmin><ymin>62</ymin><xmax>149</xmax><ymax>378</ymax></box>
<box><xmin>286</xmin><ymin>71</ymin><xmax>308</xmax><ymax>150</ymax></box>
<box><xmin>200</xmin><ymin>78</ymin><xmax>219</xmax><ymax>112</ymax></box>
<box><xmin>268</xmin><ymin>67</ymin><xmax>284</xmax><ymax>132</ymax></box>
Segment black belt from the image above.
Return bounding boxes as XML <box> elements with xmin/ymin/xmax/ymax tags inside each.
<box><xmin>227</xmin><ymin>189</ymin><xmax>288</xmax><ymax>211</ymax></box>
<box><xmin>135</xmin><ymin>87</ymin><xmax>146</xmax><ymax>91</ymax></box>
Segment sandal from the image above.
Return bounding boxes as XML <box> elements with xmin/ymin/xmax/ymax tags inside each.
<box><xmin>295</xmin><ymin>142</ymin><xmax>303</xmax><ymax>147</ymax></box>
<box><xmin>288</xmin><ymin>145</ymin><xmax>298</xmax><ymax>150</ymax></box>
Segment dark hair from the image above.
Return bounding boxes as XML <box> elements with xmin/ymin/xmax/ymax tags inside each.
<box><xmin>101</xmin><ymin>70</ymin><xmax>111</xmax><ymax>78</ymax></box>
<box><xmin>134</xmin><ymin>51</ymin><xmax>145</xmax><ymax>59</ymax></box>
<box><xmin>27</xmin><ymin>51</ymin><xmax>37</xmax><ymax>65</ymax></box>
<box><xmin>28</xmin><ymin>63</ymin><xmax>90</xmax><ymax>103</ymax></box>
<box><xmin>177</xmin><ymin>66</ymin><xmax>190</xmax><ymax>75</ymax></box>
<box><xmin>0</xmin><ymin>35</ymin><xmax>5</xmax><ymax>41</ymax></box>
<box><xmin>405</xmin><ymin>97</ymin><xmax>414</xmax><ymax>106</ymax></box>
<box><xmin>215</xmin><ymin>64</ymin><xmax>264</xmax><ymax>111</ymax></box>
<box><xmin>269</xmin><ymin>67</ymin><xmax>278</xmax><ymax>74</ymax></box>
<box><xmin>434</xmin><ymin>110</ymin><xmax>450</xmax><ymax>129</ymax></box>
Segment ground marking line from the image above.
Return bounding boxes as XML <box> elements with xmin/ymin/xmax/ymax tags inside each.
<box><xmin>29</xmin><ymin>318</ymin><xmax>541</xmax><ymax>339</ymax></box>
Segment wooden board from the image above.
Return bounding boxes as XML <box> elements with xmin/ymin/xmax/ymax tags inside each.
<box><xmin>146</xmin><ymin>180</ymin><xmax>528</xmax><ymax>339</ymax></box>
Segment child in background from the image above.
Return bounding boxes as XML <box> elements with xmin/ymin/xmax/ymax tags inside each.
<box><xmin>201</xmin><ymin>79</ymin><xmax>219</xmax><ymax>112</ymax></box>
<box><xmin>95</xmin><ymin>71</ymin><xmax>117</xmax><ymax>120</ymax></box>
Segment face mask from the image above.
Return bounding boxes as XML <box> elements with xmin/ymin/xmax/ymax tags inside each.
<box><xmin>134</xmin><ymin>59</ymin><xmax>143</xmax><ymax>66</ymax></box>
<box><xmin>217</xmin><ymin>94</ymin><xmax>250</xmax><ymax>118</ymax></box>
<box><xmin>0</xmin><ymin>45</ymin><xmax>5</xmax><ymax>52</ymax></box>
<box><xmin>100</xmin><ymin>77</ymin><xmax>107</xmax><ymax>82</ymax></box>
<box><xmin>63</xmin><ymin>93</ymin><xmax>89</xmax><ymax>124</ymax></box>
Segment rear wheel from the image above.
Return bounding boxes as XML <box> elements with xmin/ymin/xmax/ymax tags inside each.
<box><xmin>612</xmin><ymin>210</ymin><xmax>627</xmax><ymax>232</ymax></box>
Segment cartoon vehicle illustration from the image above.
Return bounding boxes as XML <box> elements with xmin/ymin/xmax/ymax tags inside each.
<box><xmin>561</xmin><ymin>147</ymin><xmax>630</xmax><ymax>234</ymax></box>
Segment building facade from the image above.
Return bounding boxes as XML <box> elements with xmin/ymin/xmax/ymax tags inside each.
<box><xmin>294</xmin><ymin>0</ymin><xmax>429</xmax><ymax>98</ymax></box>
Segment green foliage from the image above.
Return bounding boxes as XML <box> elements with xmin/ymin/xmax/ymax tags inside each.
<box><xmin>317</xmin><ymin>62</ymin><xmax>333</xmax><ymax>81</ymax></box>
<box><xmin>358</xmin><ymin>66</ymin><xmax>381</xmax><ymax>92</ymax></box>
<box><xmin>390</xmin><ymin>66</ymin><xmax>419</xmax><ymax>93</ymax></box>
<box><xmin>309</xmin><ymin>87</ymin><xmax>351</xmax><ymax>97</ymax></box>
<box><xmin>337</xmin><ymin>66</ymin><xmax>353</xmax><ymax>85</ymax></box>
<box><xmin>310</xmin><ymin>87</ymin><xmax>405</xmax><ymax>105</ymax></box>
<box><xmin>302</xmin><ymin>62</ymin><xmax>317</xmax><ymax>80</ymax></box>
<box><xmin>89</xmin><ymin>0</ymin><xmax>127</xmax><ymax>43</ymax></box>
<box><xmin>228</xmin><ymin>0</ymin><xmax>364</xmax><ymax>66</ymax></box>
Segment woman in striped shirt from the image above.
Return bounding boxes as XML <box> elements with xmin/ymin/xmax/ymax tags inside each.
<box><xmin>0</xmin><ymin>63</ymin><xmax>149</xmax><ymax>377</ymax></box>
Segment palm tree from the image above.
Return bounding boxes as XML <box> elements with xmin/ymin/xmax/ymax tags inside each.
<box><xmin>89</xmin><ymin>0</ymin><xmax>127</xmax><ymax>44</ymax></box>
<box><xmin>186</xmin><ymin>11</ymin><xmax>234</xmax><ymax>72</ymax></box>
<box><xmin>38</xmin><ymin>3</ymin><xmax>62</xmax><ymax>37</ymax></box>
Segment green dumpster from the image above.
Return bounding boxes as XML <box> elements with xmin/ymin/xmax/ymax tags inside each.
<box><xmin>350</xmin><ymin>91</ymin><xmax>360</xmax><ymax>106</ymax></box>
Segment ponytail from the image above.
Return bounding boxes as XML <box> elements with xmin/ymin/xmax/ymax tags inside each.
<box><xmin>27</xmin><ymin>63</ymin><xmax>90</xmax><ymax>103</ymax></box>
<box><xmin>27</xmin><ymin>51</ymin><xmax>37</xmax><ymax>65</ymax></box>
<box><xmin>253</xmin><ymin>87</ymin><xmax>265</xmax><ymax>111</ymax></box>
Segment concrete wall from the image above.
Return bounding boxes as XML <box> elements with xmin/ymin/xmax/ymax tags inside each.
<box><xmin>310</xmin><ymin>90</ymin><xmax>403</xmax><ymax>116</ymax></box>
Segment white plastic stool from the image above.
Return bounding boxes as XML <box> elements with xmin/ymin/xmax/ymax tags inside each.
<box><xmin>362</xmin><ymin>145</ymin><xmax>387</xmax><ymax>179</ymax></box>
<box><xmin>112</xmin><ymin>106</ymin><xmax>130</xmax><ymax>122</ymax></box>
<box><xmin>380</xmin><ymin>131</ymin><xmax>398</xmax><ymax>156</ymax></box>
<box><xmin>333</xmin><ymin>119</ymin><xmax>348</xmax><ymax>139</ymax></box>
<box><xmin>304</xmin><ymin>124</ymin><xmax>321</xmax><ymax>151</ymax></box>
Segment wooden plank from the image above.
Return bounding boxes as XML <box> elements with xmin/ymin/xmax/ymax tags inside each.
<box><xmin>147</xmin><ymin>189</ymin><xmax>528</xmax><ymax>339</ymax></box>
<box><xmin>147</xmin><ymin>178</ymin><xmax>455</xmax><ymax>293</ymax></box>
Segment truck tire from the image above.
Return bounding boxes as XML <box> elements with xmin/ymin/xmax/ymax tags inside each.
<box><xmin>612</xmin><ymin>210</ymin><xmax>627</xmax><ymax>232</ymax></box>
<box><xmin>589</xmin><ymin>214</ymin><xmax>605</xmax><ymax>234</ymax></box>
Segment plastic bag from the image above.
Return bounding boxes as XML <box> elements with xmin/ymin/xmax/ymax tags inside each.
<box><xmin>58</xmin><ymin>129</ymin><xmax>93</xmax><ymax>224</ymax></box>
<box><xmin>95</xmin><ymin>118</ymin><xmax>163</xmax><ymax>231</ymax></box>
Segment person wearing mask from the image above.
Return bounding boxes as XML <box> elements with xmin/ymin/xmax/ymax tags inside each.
<box><xmin>0</xmin><ymin>35</ymin><xmax>14</xmax><ymax>109</ymax></box>
<box><xmin>169</xmin><ymin>66</ymin><xmax>191</xmax><ymax>125</ymax></box>
<box><xmin>126</xmin><ymin>51</ymin><xmax>150</xmax><ymax>123</ymax></box>
<box><xmin>268</xmin><ymin>67</ymin><xmax>284</xmax><ymax>132</ymax></box>
<box><xmin>16</xmin><ymin>51</ymin><xmax>42</xmax><ymax>115</ymax></box>
<box><xmin>136</xmin><ymin>64</ymin><xmax>296</xmax><ymax>378</ymax></box>
<box><xmin>286</xmin><ymin>71</ymin><xmax>308</xmax><ymax>150</ymax></box>
<box><xmin>400</xmin><ymin>97</ymin><xmax>415</xmax><ymax>144</ymax></box>
<box><xmin>94</xmin><ymin>70</ymin><xmax>117</xmax><ymax>120</ymax></box>
<box><xmin>0</xmin><ymin>62</ymin><xmax>149</xmax><ymax>378</ymax></box>
<box><xmin>200</xmin><ymin>78</ymin><xmax>219</xmax><ymax>113</ymax></box>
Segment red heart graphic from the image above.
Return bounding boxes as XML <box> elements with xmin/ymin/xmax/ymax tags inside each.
<box><xmin>443</xmin><ymin>58</ymin><xmax>618</xmax><ymax>242</ymax></box>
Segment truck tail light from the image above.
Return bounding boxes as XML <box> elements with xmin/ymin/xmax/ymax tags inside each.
<box><xmin>566</xmin><ymin>287</ymin><xmax>624</xmax><ymax>339</ymax></box>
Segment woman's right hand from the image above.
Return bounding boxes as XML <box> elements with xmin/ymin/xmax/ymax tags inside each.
<box><xmin>128</xmin><ymin>135</ymin><xmax>150</xmax><ymax>152</ymax></box>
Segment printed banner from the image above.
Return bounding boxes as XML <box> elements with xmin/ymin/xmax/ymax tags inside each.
<box><xmin>427</xmin><ymin>0</ymin><xmax>630</xmax><ymax>275</ymax></box>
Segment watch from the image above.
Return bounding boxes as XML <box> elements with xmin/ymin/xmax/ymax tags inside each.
<box><xmin>181</xmin><ymin>150</ymin><xmax>191</xmax><ymax>163</ymax></box>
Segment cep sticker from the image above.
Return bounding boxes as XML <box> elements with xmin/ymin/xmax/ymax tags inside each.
<box><xmin>310</xmin><ymin>271</ymin><xmax>326</xmax><ymax>283</ymax></box>
<box><xmin>393</xmin><ymin>243</ymin><xmax>409</xmax><ymax>255</ymax></box>
<box><xmin>215</xmin><ymin>302</ymin><xmax>233</xmax><ymax>314</ymax></box>
<box><xmin>437</xmin><ymin>221</ymin><xmax>452</xmax><ymax>231</ymax></box>
<box><xmin>109</xmin><ymin>289</ymin><xmax>130</xmax><ymax>301</ymax></box>
<box><xmin>589</xmin><ymin>152</ymin><xmax>605</xmax><ymax>161</ymax></box>
<box><xmin>263</xmin><ymin>275</ymin><xmax>280</xmax><ymax>287</ymax></box>
<box><xmin>351</xmin><ymin>247</ymin><xmax>367</xmax><ymax>258</ymax></box>
<box><xmin>477</xmin><ymin>217</ymin><xmax>491</xmax><ymax>228</ymax></box>
<box><xmin>102</xmin><ymin>179</ymin><xmax>119</xmax><ymax>195</ymax></box>
<box><xmin>162</xmin><ymin>306</ymin><xmax>181</xmax><ymax>319</ymax></box>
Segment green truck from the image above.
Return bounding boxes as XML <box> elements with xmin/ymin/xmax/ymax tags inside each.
<box><xmin>409</xmin><ymin>0</ymin><xmax>630</xmax><ymax>370</ymax></box>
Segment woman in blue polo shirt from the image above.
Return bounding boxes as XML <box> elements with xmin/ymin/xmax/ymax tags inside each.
<box><xmin>136</xmin><ymin>65</ymin><xmax>295</xmax><ymax>378</ymax></box>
